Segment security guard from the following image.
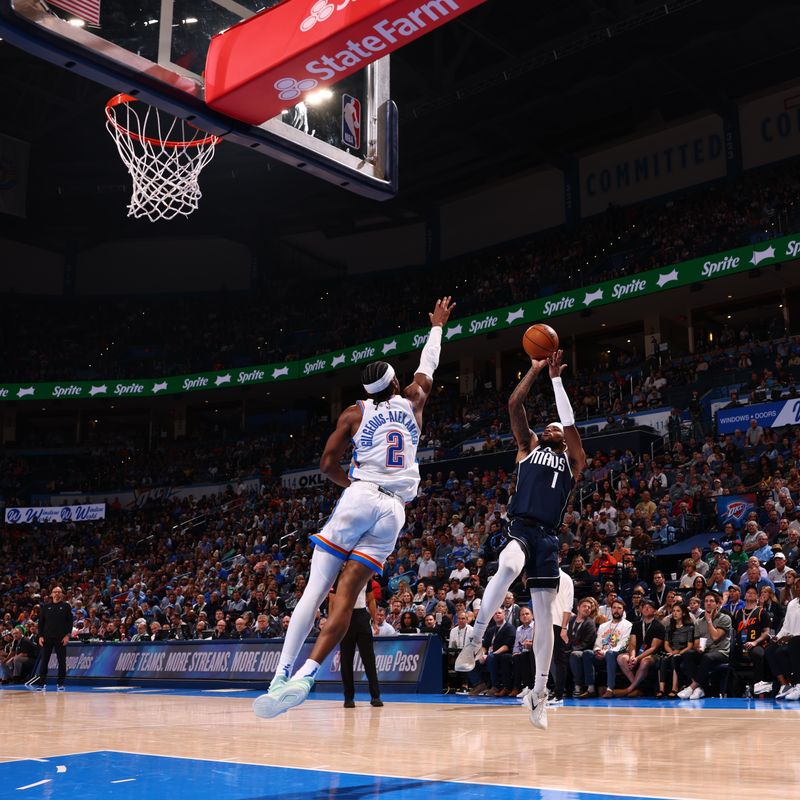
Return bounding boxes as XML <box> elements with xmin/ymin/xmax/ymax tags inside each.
<box><xmin>36</xmin><ymin>586</ymin><xmax>73</xmax><ymax>691</ymax></box>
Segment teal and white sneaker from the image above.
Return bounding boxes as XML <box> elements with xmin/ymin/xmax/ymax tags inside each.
<box><xmin>253</xmin><ymin>675</ymin><xmax>314</xmax><ymax>719</ymax></box>
<box><xmin>252</xmin><ymin>674</ymin><xmax>287</xmax><ymax>719</ymax></box>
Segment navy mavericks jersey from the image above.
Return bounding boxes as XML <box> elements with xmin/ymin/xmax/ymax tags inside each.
<box><xmin>508</xmin><ymin>445</ymin><xmax>573</xmax><ymax>530</ymax></box>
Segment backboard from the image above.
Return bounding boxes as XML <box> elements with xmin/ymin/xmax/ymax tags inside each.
<box><xmin>0</xmin><ymin>0</ymin><xmax>397</xmax><ymax>199</ymax></box>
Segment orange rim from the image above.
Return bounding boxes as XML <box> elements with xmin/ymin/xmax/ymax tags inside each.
<box><xmin>105</xmin><ymin>94</ymin><xmax>222</xmax><ymax>148</ymax></box>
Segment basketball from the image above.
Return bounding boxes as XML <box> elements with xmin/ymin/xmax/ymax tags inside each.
<box><xmin>522</xmin><ymin>323</ymin><xmax>559</xmax><ymax>359</ymax></box>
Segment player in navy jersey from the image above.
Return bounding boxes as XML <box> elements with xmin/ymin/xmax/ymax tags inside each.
<box><xmin>457</xmin><ymin>350</ymin><xmax>585</xmax><ymax>729</ymax></box>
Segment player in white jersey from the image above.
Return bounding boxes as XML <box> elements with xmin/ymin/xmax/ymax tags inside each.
<box><xmin>253</xmin><ymin>296</ymin><xmax>455</xmax><ymax>719</ymax></box>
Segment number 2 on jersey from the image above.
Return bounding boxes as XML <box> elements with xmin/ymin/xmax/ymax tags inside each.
<box><xmin>386</xmin><ymin>431</ymin><xmax>405</xmax><ymax>468</ymax></box>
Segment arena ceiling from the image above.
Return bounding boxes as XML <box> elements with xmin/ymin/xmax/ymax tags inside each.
<box><xmin>1</xmin><ymin>0</ymin><xmax>799</xmax><ymax>252</ymax></box>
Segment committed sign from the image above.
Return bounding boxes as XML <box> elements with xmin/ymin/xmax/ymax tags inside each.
<box><xmin>579</xmin><ymin>115</ymin><xmax>726</xmax><ymax>216</ymax></box>
<box><xmin>206</xmin><ymin>0</ymin><xmax>488</xmax><ymax>124</ymax></box>
<box><xmin>740</xmin><ymin>84</ymin><xmax>800</xmax><ymax>170</ymax></box>
<box><xmin>56</xmin><ymin>637</ymin><xmax>431</xmax><ymax>684</ymax></box>
<box><xmin>1</xmin><ymin>234</ymin><xmax>799</xmax><ymax>403</ymax></box>
<box><xmin>716</xmin><ymin>399</ymin><xmax>800</xmax><ymax>435</ymax></box>
<box><xmin>4</xmin><ymin>503</ymin><xmax>105</xmax><ymax>524</ymax></box>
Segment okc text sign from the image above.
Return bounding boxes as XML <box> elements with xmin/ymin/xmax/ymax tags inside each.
<box><xmin>205</xmin><ymin>0</ymin><xmax>487</xmax><ymax>125</ymax></box>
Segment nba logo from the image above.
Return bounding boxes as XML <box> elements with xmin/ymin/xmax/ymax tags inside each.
<box><xmin>342</xmin><ymin>94</ymin><xmax>361</xmax><ymax>150</ymax></box>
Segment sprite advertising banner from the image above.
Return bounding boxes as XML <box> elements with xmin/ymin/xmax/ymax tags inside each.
<box><xmin>55</xmin><ymin>636</ymin><xmax>438</xmax><ymax>688</ymax></box>
<box><xmin>2</xmin><ymin>234</ymin><xmax>798</xmax><ymax>403</ymax></box>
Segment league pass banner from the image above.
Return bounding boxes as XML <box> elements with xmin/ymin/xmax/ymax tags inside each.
<box><xmin>55</xmin><ymin>638</ymin><xmax>431</xmax><ymax>684</ymax></box>
<box><xmin>4</xmin><ymin>503</ymin><xmax>105</xmax><ymax>524</ymax></box>
<box><xmin>716</xmin><ymin>399</ymin><xmax>800</xmax><ymax>434</ymax></box>
<box><xmin>3</xmin><ymin>233</ymin><xmax>800</xmax><ymax>403</ymax></box>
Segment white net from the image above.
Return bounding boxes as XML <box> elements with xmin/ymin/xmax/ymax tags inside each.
<box><xmin>105</xmin><ymin>94</ymin><xmax>221</xmax><ymax>222</ymax></box>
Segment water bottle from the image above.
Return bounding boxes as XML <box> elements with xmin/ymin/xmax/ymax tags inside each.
<box><xmin>744</xmin><ymin>685</ymin><xmax>752</xmax><ymax>699</ymax></box>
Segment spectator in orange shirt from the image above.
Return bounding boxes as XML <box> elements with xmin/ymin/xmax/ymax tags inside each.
<box><xmin>588</xmin><ymin>545</ymin><xmax>618</xmax><ymax>580</ymax></box>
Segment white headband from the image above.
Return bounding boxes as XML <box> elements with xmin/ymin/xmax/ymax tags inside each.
<box><xmin>363</xmin><ymin>365</ymin><xmax>395</xmax><ymax>394</ymax></box>
<box><xmin>548</xmin><ymin>422</ymin><xmax>564</xmax><ymax>433</ymax></box>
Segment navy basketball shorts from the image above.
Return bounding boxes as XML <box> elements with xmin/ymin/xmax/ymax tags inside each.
<box><xmin>505</xmin><ymin>518</ymin><xmax>559</xmax><ymax>589</ymax></box>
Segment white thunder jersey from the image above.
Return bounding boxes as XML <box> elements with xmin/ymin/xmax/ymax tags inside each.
<box><xmin>350</xmin><ymin>395</ymin><xmax>421</xmax><ymax>502</ymax></box>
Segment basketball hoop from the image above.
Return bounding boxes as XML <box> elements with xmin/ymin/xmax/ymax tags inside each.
<box><xmin>105</xmin><ymin>94</ymin><xmax>221</xmax><ymax>222</ymax></box>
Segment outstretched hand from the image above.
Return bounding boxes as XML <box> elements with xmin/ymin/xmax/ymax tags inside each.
<box><xmin>548</xmin><ymin>349</ymin><xmax>568</xmax><ymax>379</ymax></box>
<box><xmin>429</xmin><ymin>296</ymin><xmax>456</xmax><ymax>327</ymax></box>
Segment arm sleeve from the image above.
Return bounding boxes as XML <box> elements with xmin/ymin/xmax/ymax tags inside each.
<box><xmin>416</xmin><ymin>326</ymin><xmax>442</xmax><ymax>379</ymax></box>
<box><xmin>550</xmin><ymin>377</ymin><xmax>575</xmax><ymax>427</ymax></box>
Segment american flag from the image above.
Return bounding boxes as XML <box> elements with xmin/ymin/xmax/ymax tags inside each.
<box><xmin>48</xmin><ymin>0</ymin><xmax>101</xmax><ymax>26</ymax></box>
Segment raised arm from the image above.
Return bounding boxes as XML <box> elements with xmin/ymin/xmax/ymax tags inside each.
<box><xmin>508</xmin><ymin>360</ymin><xmax>547</xmax><ymax>461</ymax></box>
<box><xmin>547</xmin><ymin>350</ymin><xmax>587</xmax><ymax>475</ymax></box>
<box><xmin>404</xmin><ymin>297</ymin><xmax>456</xmax><ymax>425</ymax></box>
<box><xmin>319</xmin><ymin>404</ymin><xmax>363</xmax><ymax>488</ymax></box>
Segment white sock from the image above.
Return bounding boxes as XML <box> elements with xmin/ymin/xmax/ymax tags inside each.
<box><xmin>274</xmin><ymin>548</ymin><xmax>343</xmax><ymax>678</ymax></box>
<box><xmin>531</xmin><ymin>588</ymin><xmax>556</xmax><ymax>696</ymax></box>
<box><xmin>292</xmin><ymin>659</ymin><xmax>320</xmax><ymax>680</ymax></box>
<box><xmin>470</xmin><ymin>540</ymin><xmax>525</xmax><ymax>642</ymax></box>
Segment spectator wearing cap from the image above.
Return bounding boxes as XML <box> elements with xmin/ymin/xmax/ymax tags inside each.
<box><xmin>722</xmin><ymin>584</ymin><xmax>744</xmax><ymax>616</ymax></box>
<box><xmin>677</xmin><ymin>591</ymin><xmax>732</xmax><ymax>700</ymax></box>
<box><xmin>595</xmin><ymin>511</ymin><xmax>617</xmax><ymax>538</ymax></box>
<box><xmin>448</xmin><ymin>515</ymin><xmax>465</xmax><ymax>540</ymax></box>
<box><xmin>769</xmin><ymin>552</ymin><xmax>791</xmax><ymax>589</ymax></box>
<box><xmin>449</xmin><ymin>559</ymin><xmax>469</xmax><ymax>583</ymax></box>
<box><xmin>729</xmin><ymin>540</ymin><xmax>748</xmax><ymax>570</ymax></box>
<box><xmin>615</xmin><ymin>597</ymin><xmax>665</xmax><ymax>697</ymax></box>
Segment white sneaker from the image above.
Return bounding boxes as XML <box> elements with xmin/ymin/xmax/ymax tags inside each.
<box><xmin>785</xmin><ymin>685</ymin><xmax>800</xmax><ymax>701</ymax></box>
<box><xmin>517</xmin><ymin>686</ymin><xmax>531</xmax><ymax>703</ymax></box>
<box><xmin>676</xmin><ymin>686</ymin><xmax>693</xmax><ymax>699</ymax></box>
<box><xmin>523</xmin><ymin>690</ymin><xmax>548</xmax><ymax>730</ymax></box>
<box><xmin>753</xmin><ymin>681</ymin><xmax>772</xmax><ymax>695</ymax></box>
<box><xmin>776</xmin><ymin>684</ymin><xmax>794</xmax><ymax>700</ymax></box>
<box><xmin>253</xmin><ymin>673</ymin><xmax>312</xmax><ymax>719</ymax></box>
<box><xmin>455</xmin><ymin>641</ymin><xmax>482</xmax><ymax>673</ymax></box>
<box><xmin>689</xmin><ymin>687</ymin><xmax>705</xmax><ymax>700</ymax></box>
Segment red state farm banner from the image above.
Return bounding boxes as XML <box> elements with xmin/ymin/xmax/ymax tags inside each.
<box><xmin>205</xmin><ymin>0</ymin><xmax>487</xmax><ymax>125</ymax></box>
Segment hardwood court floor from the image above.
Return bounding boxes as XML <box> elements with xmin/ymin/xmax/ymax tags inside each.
<box><xmin>1</xmin><ymin>688</ymin><xmax>798</xmax><ymax>799</ymax></box>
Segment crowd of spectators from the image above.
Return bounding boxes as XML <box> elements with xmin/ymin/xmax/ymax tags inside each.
<box><xmin>3</xmin><ymin>406</ymin><xmax>800</xmax><ymax>699</ymax></box>
<box><xmin>1</xmin><ymin>159</ymin><xmax>798</xmax><ymax>383</ymax></box>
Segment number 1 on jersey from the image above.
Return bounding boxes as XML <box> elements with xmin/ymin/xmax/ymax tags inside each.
<box><xmin>551</xmin><ymin>470</ymin><xmax>559</xmax><ymax>488</ymax></box>
<box><xmin>386</xmin><ymin>431</ymin><xmax>405</xmax><ymax>468</ymax></box>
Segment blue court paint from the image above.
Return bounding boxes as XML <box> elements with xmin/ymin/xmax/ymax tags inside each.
<box><xmin>0</xmin><ymin>751</ymin><xmax>677</xmax><ymax>800</ymax></box>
